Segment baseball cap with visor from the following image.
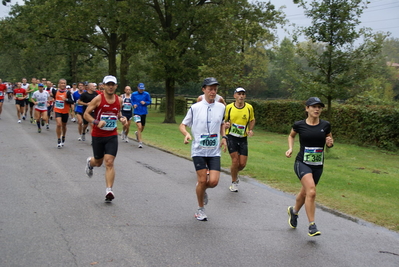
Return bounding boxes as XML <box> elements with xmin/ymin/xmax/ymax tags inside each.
<box><xmin>202</xmin><ymin>77</ymin><xmax>219</xmax><ymax>87</ymax></box>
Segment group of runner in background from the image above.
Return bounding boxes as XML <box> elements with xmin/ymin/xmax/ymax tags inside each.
<box><xmin>0</xmin><ymin>77</ymin><xmax>151</xmax><ymax>149</ymax></box>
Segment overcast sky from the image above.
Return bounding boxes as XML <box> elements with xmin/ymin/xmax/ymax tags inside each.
<box><xmin>1</xmin><ymin>0</ymin><xmax>398</xmax><ymax>42</ymax></box>
<box><xmin>269</xmin><ymin>0</ymin><xmax>399</xmax><ymax>43</ymax></box>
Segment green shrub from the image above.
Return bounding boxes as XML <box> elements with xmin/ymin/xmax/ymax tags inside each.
<box><xmin>248</xmin><ymin>100</ymin><xmax>399</xmax><ymax>151</ymax></box>
<box><xmin>247</xmin><ymin>100</ymin><xmax>305</xmax><ymax>134</ymax></box>
<box><xmin>160</xmin><ymin>96</ymin><xmax>187</xmax><ymax>115</ymax></box>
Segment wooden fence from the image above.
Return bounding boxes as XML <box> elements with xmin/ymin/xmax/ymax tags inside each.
<box><xmin>149</xmin><ymin>94</ymin><xmax>237</xmax><ymax>111</ymax></box>
<box><xmin>149</xmin><ymin>95</ymin><xmax>199</xmax><ymax>110</ymax></box>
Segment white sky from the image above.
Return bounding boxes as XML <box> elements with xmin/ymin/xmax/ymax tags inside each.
<box><xmin>268</xmin><ymin>0</ymin><xmax>399</xmax><ymax>42</ymax></box>
<box><xmin>1</xmin><ymin>0</ymin><xmax>398</xmax><ymax>41</ymax></box>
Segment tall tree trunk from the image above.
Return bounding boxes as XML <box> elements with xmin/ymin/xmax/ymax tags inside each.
<box><xmin>163</xmin><ymin>77</ymin><xmax>176</xmax><ymax>123</ymax></box>
<box><xmin>70</xmin><ymin>52</ymin><xmax>78</xmax><ymax>83</ymax></box>
<box><xmin>108</xmin><ymin>32</ymin><xmax>118</xmax><ymax>76</ymax></box>
<box><xmin>119</xmin><ymin>33</ymin><xmax>131</xmax><ymax>93</ymax></box>
<box><xmin>327</xmin><ymin>96</ymin><xmax>332</xmax><ymax>121</ymax></box>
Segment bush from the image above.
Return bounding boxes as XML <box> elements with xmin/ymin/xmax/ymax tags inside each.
<box><xmin>329</xmin><ymin>104</ymin><xmax>399</xmax><ymax>150</ymax></box>
<box><xmin>247</xmin><ymin>100</ymin><xmax>305</xmax><ymax>134</ymax></box>
<box><xmin>160</xmin><ymin>96</ymin><xmax>187</xmax><ymax>115</ymax></box>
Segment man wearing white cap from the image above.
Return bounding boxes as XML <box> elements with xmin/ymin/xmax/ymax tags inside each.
<box><xmin>224</xmin><ymin>87</ymin><xmax>255</xmax><ymax>192</ymax></box>
<box><xmin>84</xmin><ymin>75</ymin><xmax>127</xmax><ymax>202</ymax></box>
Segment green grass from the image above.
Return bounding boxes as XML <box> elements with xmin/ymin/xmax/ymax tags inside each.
<box><xmin>120</xmin><ymin>109</ymin><xmax>399</xmax><ymax>232</ymax></box>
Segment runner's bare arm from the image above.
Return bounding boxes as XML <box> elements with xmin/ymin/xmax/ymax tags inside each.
<box><xmin>118</xmin><ymin>98</ymin><xmax>127</xmax><ymax>126</ymax></box>
<box><xmin>179</xmin><ymin>123</ymin><xmax>192</xmax><ymax>144</ymax></box>
<box><xmin>220</xmin><ymin>121</ymin><xmax>227</xmax><ymax>152</ymax></box>
<box><xmin>286</xmin><ymin>129</ymin><xmax>297</xmax><ymax>158</ymax></box>
<box><xmin>84</xmin><ymin>95</ymin><xmax>104</xmax><ymax>127</ymax></box>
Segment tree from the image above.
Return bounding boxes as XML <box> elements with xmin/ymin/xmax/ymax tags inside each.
<box><xmin>292</xmin><ymin>0</ymin><xmax>387</xmax><ymax>119</ymax></box>
<box><xmin>131</xmin><ymin>0</ymin><xmax>283</xmax><ymax>123</ymax></box>
<box><xmin>2</xmin><ymin>0</ymin><xmax>11</xmax><ymax>7</ymax></box>
<box><xmin>265</xmin><ymin>37</ymin><xmax>299</xmax><ymax>98</ymax></box>
<box><xmin>199</xmin><ymin>1</ymin><xmax>283</xmax><ymax>98</ymax></box>
<box><xmin>382</xmin><ymin>37</ymin><xmax>399</xmax><ymax>64</ymax></box>
<box><xmin>0</xmin><ymin>16</ymin><xmax>89</xmax><ymax>82</ymax></box>
<box><xmin>2</xmin><ymin>0</ymin><xmax>135</xmax><ymax>89</ymax></box>
<box><xmin>128</xmin><ymin>0</ymin><xmax>221</xmax><ymax>123</ymax></box>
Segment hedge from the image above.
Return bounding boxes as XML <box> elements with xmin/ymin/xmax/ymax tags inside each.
<box><xmin>247</xmin><ymin>100</ymin><xmax>399</xmax><ymax>151</ymax></box>
<box><xmin>162</xmin><ymin>97</ymin><xmax>399</xmax><ymax>151</ymax></box>
<box><xmin>160</xmin><ymin>96</ymin><xmax>187</xmax><ymax>115</ymax></box>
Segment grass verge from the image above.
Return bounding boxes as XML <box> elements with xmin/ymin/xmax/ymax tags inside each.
<box><xmin>120</xmin><ymin>109</ymin><xmax>399</xmax><ymax>232</ymax></box>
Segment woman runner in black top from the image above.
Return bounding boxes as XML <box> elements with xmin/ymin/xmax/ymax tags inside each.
<box><xmin>285</xmin><ymin>97</ymin><xmax>334</xmax><ymax>237</ymax></box>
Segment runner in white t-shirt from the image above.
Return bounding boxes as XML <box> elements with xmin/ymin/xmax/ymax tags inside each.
<box><xmin>32</xmin><ymin>83</ymin><xmax>50</xmax><ymax>132</ymax></box>
<box><xmin>179</xmin><ymin>77</ymin><xmax>227</xmax><ymax>221</ymax></box>
<box><xmin>21</xmin><ymin>78</ymin><xmax>29</xmax><ymax>120</ymax></box>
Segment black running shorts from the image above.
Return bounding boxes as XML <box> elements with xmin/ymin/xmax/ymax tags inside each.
<box><xmin>192</xmin><ymin>156</ymin><xmax>221</xmax><ymax>172</ymax></box>
<box><xmin>294</xmin><ymin>160</ymin><xmax>323</xmax><ymax>185</ymax></box>
<box><xmin>92</xmin><ymin>135</ymin><xmax>118</xmax><ymax>159</ymax></box>
<box><xmin>226</xmin><ymin>135</ymin><xmax>248</xmax><ymax>156</ymax></box>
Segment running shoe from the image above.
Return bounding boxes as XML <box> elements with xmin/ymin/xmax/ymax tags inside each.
<box><xmin>195</xmin><ymin>208</ymin><xmax>207</xmax><ymax>221</ymax></box>
<box><xmin>308</xmin><ymin>222</ymin><xmax>321</xmax><ymax>236</ymax></box>
<box><xmin>46</xmin><ymin>124</ymin><xmax>49</xmax><ymax>130</ymax></box>
<box><xmin>38</xmin><ymin>128</ymin><xmax>41</xmax><ymax>133</ymax></box>
<box><xmin>41</xmin><ymin>119</ymin><xmax>45</xmax><ymax>126</ymax></box>
<box><xmin>125</xmin><ymin>138</ymin><xmax>129</xmax><ymax>143</ymax></box>
<box><xmin>204</xmin><ymin>191</ymin><xmax>208</xmax><ymax>205</ymax></box>
<box><xmin>57</xmin><ymin>142</ymin><xmax>62</xmax><ymax>149</ymax></box>
<box><xmin>287</xmin><ymin>206</ymin><xmax>298</xmax><ymax>229</ymax></box>
<box><xmin>105</xmin><ymin>189</ymin><xmax>115</xmax><ymax>202</ymax></box>
<box><xmin>22</xmin><ymin>116</ymin><xmax>26</xmax><ymax>120</ymax></box>
<box><xmin>78</xmin><ymin>136</ymin><xmax>82</xmax><ymax>141</ymax></box>
<box><xmin>135</xmin><ymin>131</ymin><xmax>138</xmax><ymax>140</ymax></box>
<box><xmin>138</xmin><ymin>142</ymin><xmax>143</xmax><ymax>148</ymax></box>
<box><xmin>85</xmin><ymin>157</ymin><xmax>93</xmax><ymax>178</ymax></box>
<box><xmin>71</xmin><ymin>117</ymin><xmax>76</xmax><ymax>122</ymax></box>
<box><xmin>61</xmin><ymin>136</ymin><xmax>65</xmax><ymax>146</ymax></box>
<box><xmin>121</xmin><ymin>131</ymin><xmax>125</xmax><ymax>140</ymax></box>
<box><xmin>82</xmin><ymin>134</ymin><xmax>86</xmax><ymax>141</ymax></box>
<box><xmin>229</xmin><ymin>180</ymin><xmax>239</xmax><ymax>192</ymax></box>
<box><xmin>30</xmin><ymin>117</ymin><xmax>33</xmax><ymax>123</ymax></box>
<box><xmin>18</xmin><ymin>120</ymin><xmax>21</xmax><ymax>123</ymax></box>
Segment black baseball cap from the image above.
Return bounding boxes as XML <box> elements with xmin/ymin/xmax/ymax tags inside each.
<box><xmin>202</xmin><ymin>77</ymin><xmax>219</xmax><ymax>87</ymax></box>
<box><xmin>306</xmin><ymin>97</ymin><xmax>325</xmax><ymax>107</ymax></box>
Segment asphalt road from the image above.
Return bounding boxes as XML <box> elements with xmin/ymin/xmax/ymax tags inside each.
<box><xmin>0</xmin><ymin>99</ymin><xmax>398</xmax><ymax>267</ymax></box>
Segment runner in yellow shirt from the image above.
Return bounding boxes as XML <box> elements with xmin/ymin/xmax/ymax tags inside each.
<box><xmin>224</xmin><ymin>87</ymin><xmax>255</xmax><ymax>192</ymax></box>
